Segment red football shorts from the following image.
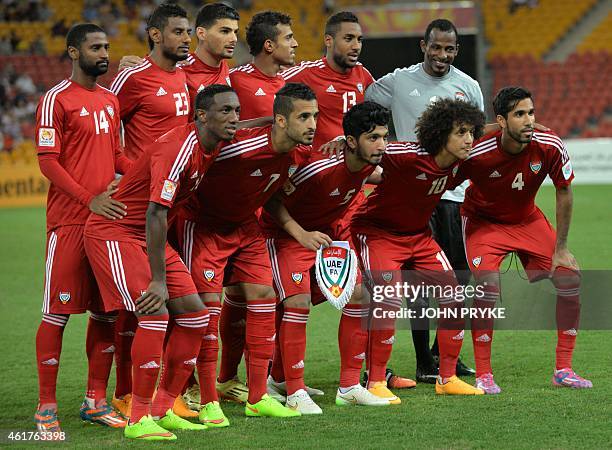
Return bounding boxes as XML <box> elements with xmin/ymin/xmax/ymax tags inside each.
<box><xmin>352</xmin><ymin>225</ymin><xmax>456</xmax><ymax>288</ymax></box>
<box><xmin>461</xmin><ymin>208</ymin><xmax>556</xmax><ymax>282</ymax></box>
<box><xmin>84</xmin><ymin>237</ymin><xmax>197</xmax><ymax>312</ymax></box>
<box><xmin>266</xmin><ymin>224</ymin><xmax>362</xmax><ymax>303</ymax></box>
<box><xmin>42</xmin><ymin>225</ymin><xmax>102</xmax><ymax>314</ymax></box>
<box><xmin>179</xmin><ymin>218</ymin><xmax>273</xmax><ymax>293</ymax></box>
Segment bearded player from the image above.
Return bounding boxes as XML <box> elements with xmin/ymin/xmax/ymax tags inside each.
<box><xmin>34</xmin><ymin>23</ymin><xmax>132</xmax><ymax>433</ymax></box>
<box><xmin>453</xmin><ymin>86</ymin><xmax>592</xmax><ymax>393</ymax></box>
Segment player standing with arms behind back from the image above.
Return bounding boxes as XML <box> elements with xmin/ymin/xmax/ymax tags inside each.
<box><xmin>454</xmin><ymin>86</ymin><xmax>592</xmax><ymax>393</ymax></box>
<box><xmin>34</xmin><ymin>23</ymin><xmax>131</xmax><ymax>433</ymax></box>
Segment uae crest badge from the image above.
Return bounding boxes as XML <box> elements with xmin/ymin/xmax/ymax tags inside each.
<box><xmin>315</xmin><ymin>241</ymin><xmax>358</xmax><ymax>310</ymax></box>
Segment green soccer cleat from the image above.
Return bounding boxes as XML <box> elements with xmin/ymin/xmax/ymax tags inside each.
<box><xmin>199</xmin><ymin>401</ymin><xmax>230</xmax><ymax>428</ymax></box>
<box><xmin>245</xmin><ymin>394</ymin><xmax>301</xmax><ymax>418</ymax></box>
<box><xmin>124</xmin><ymin>415</ymin><xmax>176</xmax><ymax>441</ymax></box>
<box><xmin>156</xmin><ymin>409</ymin><xmax>208</xmax><ymax>431</ymax></box>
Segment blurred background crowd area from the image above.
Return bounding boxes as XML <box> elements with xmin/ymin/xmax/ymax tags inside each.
<box><xmin>0</xmin><ymin>0</ymin><xmax>610</xmax><ymax>164</ymax></box>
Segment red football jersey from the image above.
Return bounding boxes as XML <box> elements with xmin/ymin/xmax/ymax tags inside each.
<box><xmin>182</xmin><ymin>53</ymin><xmax>231</xmax><ymax>105</ymax></box>
<box><xmin>85</xmin><ymin>123</ymin><xmax>219</xmax><ymax>244</ymax></box>
<box><xmin>110</xmin><ymin>56</ymin><xmax>190</xmax><ymax>160</ymax></box>
<box><xmin>196</xmin><ymin>125</ymin><xmax>310</xmax><ymax>228</ymax></box>
<box><xmin>457</xmin><ymin>130</ymin><xmax>574</xmax><ymax>224</ymax></box>
<box><xmin>228</xmin><ymin>64</ymin><xmax>285</xmax><ymax>119</ymax></box>
<box><xmin>281</xmin><ymin>58</ymin><xmax>374</xmax><ymax>150</ymax></box>
<box><xmin>260</xmin><ymin>151</ymin><xmax>374</xmax><ymax>235</ymax></box>
<box><xmin>352</xmin><ymin>142</ymin><xmax>460</xmax><ymax>234</ymax></box>
<box><xmin>36</xmin><ymin>79</ymin><xmax>122</xmax><ymax>230</ymax></box>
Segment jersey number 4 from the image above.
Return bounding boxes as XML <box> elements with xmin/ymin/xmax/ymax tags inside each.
<box><xmin>512</xmin><ymin>172</ymin><xmax>525</xmax><ymax>191</ymax></box>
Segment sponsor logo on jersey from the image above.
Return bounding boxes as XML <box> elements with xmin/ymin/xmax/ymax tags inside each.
<box><xmin>455</xmin><ymin>91</ymin><xmax>466</xmax><ymax>101</ymax></box>
<box><xmin>38</xmin><ymin>127</ymin><xmax>55</xmax><ymax>147</ymax></box>
<box><xmin>250</xmin><ymin>169</ymin><xmax>263</xmax><ymax>177</ymax></box>
<box><xmin>197</xmin><ymin>84</ymin><xmax>206</xmax><ymax>93</ymax></box>
<box><xmin>79</xmin><ymin>106</ymin><xmax>89</xmax><ymax>117</ymax></box>
<box><xmin>489</xmin><ymin>170</ymin><xmax>502</xmax><ymax>178</ymax></box>
<box><xmin>329</xmin><ymin>188</ymin><xmax>340</xmax><ymax>196</ymax></box>
<box><xmin>382</xmin><ymin>272</ymin><xmax>393</xmax><ymax>282</ymax></box>
<box><xmin>204</xmin><ymin>269</ymin><xmax>215</xmax><ymax>281</ymax></box>
<box><xmin>156</xmin><ymin>86</ymin><xmax>167</xmax><ymax>96</ymax></box>
<box><xmin>105</xmin><ymin>105</ymin><xmax>114</xmax><ymax>117</ymax></box>
<box><xmin>255</xmin><ymin>87</ymin><xmax>266</xmax><ymax>96</ymax></box>
<box><xmin>288</xmin><ymin>165</ymin><xmax>298</xmax><ymax>177</ymax></box>
<box><xmin>530</xmin><ymin>161</ymin><xmax>542</xmax><ymax>174</ymax></box>
<box><xmin>161</xmin><ymin>179</ymin><xmax>177</xmax><ymax>201</ymax></box>
<box><xmin>357</xmin><ymin>83</ymin><xmax>363</xmax><ymax>93</ymax></box>
<box><xmin>291</xmin><ymin>272</ymin><xmax>303</xmax><ymax>285</ymax></box>
<box><xmin>409</xmin><ymin>88</ymin><xmax>420</xmax><ymax>97</ymax></box>
<box><xmin>472</xmin><ymin>256</ymin><xmax>482</xmax><ymax>267</ymax></box>
<box><xmin>416</xmin><ymin>172</ymin><xmax>427</xmax><ymax>180</ymax></box>
<box><xmin>562</xmin><ymin>160</ymin><xmax>572</xmax><ymax>180</ymax></box>
<box><xmin>326</xmin><ymin>84</ymin><xmax>336</xmax><ymax>93</ymax></box>
<box><xmin>59</xmin><ymin>291</ymin><xmax>71</xmax><ymax>304</ymax></box>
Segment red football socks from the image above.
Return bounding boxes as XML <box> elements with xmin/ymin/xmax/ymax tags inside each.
<box><xmin>280</xmin><ymin>307</ymin><xmax>309</xmax><ymax>395</ymax></box>
<box><xmin>130</xmin><ymin>314</ymin><xmax>168</xmax><ymax>423</ymax></box>
<box><xmin>553</xmin><ymin>267</ymin><xmax>580</xmax><ymax>370</ymax></box>
<box><xmin>152</xmin><ymin>310</ymin><xmax>209</xmax><ymax>418</ymax></box>
<box><xmin>245</xmin><ymin>298</ymin><xmax>276</xmax><ymax>404</ymax></box>
<box><xmin>85</xmin><ymin>313</ymin><xmax>116</xmax><ymax>406</ymax></box>
<box><xmin>197</xmin><ymin>301</ymin><xmax>221</xmax><ymax>405</ymax></box>
<box><xmin>339</xmin><ymin>304</ymin><xmax>369</xmax><ymax>388</ymax></box>
<box><xmin>114</xmin><ymin>310</ymin><xmax>137</xmax><ymax>398</ymax></box>
<box><xmin>218</xmin><ymin>293</ymin><xmax>247</xmax><ymax>383</ymax></box>
<box><xmin>36</xmin><ymin>313</ymin><xmax>69</xmax><ymax>407</ymax></box>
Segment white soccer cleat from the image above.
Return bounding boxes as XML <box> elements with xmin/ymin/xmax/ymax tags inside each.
<box><xmin>266</xmin><ymin>376</ymin><xmax>287</xmax><ymax>402</ymax></box>
<box><xmin>285</xmin><ymin>389</ymin><xmax>322</xmax><ymax>415</ymax></box>
<box><xmin>305</xmin><ymin>385</ymin><xmax>324</xmax><ymax>397</ymax></box>
<box><xmin>335</xmin><ymin>385</ymin><xmax>391</xmax><ymax>406</ymax></box>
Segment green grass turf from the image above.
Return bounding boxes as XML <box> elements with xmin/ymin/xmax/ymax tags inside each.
<box><xmin>0</xmin><ymin>185</ymin><xmax>611</xmax><ymax>448</ymax></box>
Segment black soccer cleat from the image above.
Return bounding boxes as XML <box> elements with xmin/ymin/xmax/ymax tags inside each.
<box><xmin>415</xmin><ymin>364</ymin><xmax>439</xmax><ymax>384</ymax></box>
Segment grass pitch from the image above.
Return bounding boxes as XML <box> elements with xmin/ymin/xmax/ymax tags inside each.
<box><xmin>0</xmin><ymin>185</ymin><xmax>611</xmax><ymax>448</ymax></box>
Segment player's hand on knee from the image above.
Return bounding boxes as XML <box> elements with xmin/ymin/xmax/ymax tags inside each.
<box><xmin>551</xmin><ymin>248</ymin><xmax>579</xmax><ymax>274</ymax></box>
<box><xmin>118</xmin><ymin>55</ymin><xmax>144</xmax><ymax>70</ymax></box>
<box><xmin>89</xmin><ymin>191</ymin><xmax>127</xmax><ymax>220</ymax></box>
<box><xmin>318</xmin><ymin>136</ymin><xmax>347</xmax><ymax>159</ymax></box>
<box><xmin>297</xmin><ymin>230</ymin><xmax>333</xmax><ymax>251</ymax></box>
<box><xmin>136</xmin><ymin>280</ymin><xmax>169</xmax><ymax>314</ymax></box>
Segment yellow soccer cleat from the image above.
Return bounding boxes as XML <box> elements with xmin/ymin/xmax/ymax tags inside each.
<box><xmin>173</xmin><ymin>393</ymin><xmax>199</xmax><ymax>418</ymax></box>
<box><xmin>112</xmin><ymin>394</ymin><xmax>132</xmax><ymax>419</ymax></box>
<box><xmin>435</xmin><ymin>375</ymin><xmax>485</xmax><ymax>395</ymax></box>
<box><xmin>216</xmin><ymin>377</ymin><xmax>249</xmax><ymax>404</ymax></box>
<box><xmin>367</xmin><ymin>381</ymin><xmax>401</xmax><ymax>405</ymax></box>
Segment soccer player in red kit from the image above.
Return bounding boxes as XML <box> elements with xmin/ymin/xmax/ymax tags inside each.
<box><xmin>34</xmin><ymin>24</ymin><xmax>131</xmax><ymax>432</ymax></box>
<box><xmin>109</xmin><ymin>3</ymin><xmax>192</xmax><ymax>161</ymax></box>
<box><xmin>84</xmin><ymin>85</ymin><xmax>240</xmax><ymax>441</ymax></box>
<box><xmin>351</xmin><ymin>98</ymin><xmax>487</xmax><ymax>400</ymax></box>
<box><xmin>182</xmin><ymin>3</ymin><xmax>238</xmax><ymax>100</ymax></box>
<box><xmin>455</xmin><ymin>86</ymin><xmax>592</xmax><ymax>393</ymax></box>
<box><xmin>109</xmin><ymin>3</ymin><xmax>196</xmax><ymax>417</ymax></box>
<box><xmin>181</xmin><ymin>83</ymin><xmax>317</xmax><ymax>418</ymax></box>
<box><xmin>281</xmin><ymin>11</ymin><xmax>374</xmax><ymax>151</ymax></box>
<box><xmin>261</xmin><ymin>102</ymin><xmax>397</xmax><ymax>412</ymax></box>
<box><xmin>229</xmin><ymin>11</ymin><xmax>297</xmax><ymax>119</ymax></box>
